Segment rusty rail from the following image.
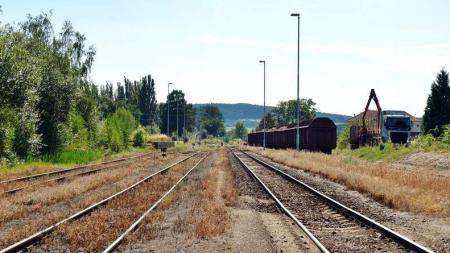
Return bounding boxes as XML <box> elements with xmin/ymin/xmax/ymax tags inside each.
<box><xmin>0</xmin><ymin>152</ymin><xmax>199</xmax><ymax>253</ymax></box>
<box><xmin>240</xmin><ymin>150</ymin><xmax>433</xmax><ymax>253</ymax></box>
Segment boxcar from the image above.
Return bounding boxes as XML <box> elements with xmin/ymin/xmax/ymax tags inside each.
<box><xmin>247</xmin><ymin>117</ymin><xmax>336</xmax><ymax>153</ymax></box>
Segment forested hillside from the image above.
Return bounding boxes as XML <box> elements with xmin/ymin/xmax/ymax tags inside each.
<box><xmin>194</xmin><ymin>103</ymin><xmax>350</xmax><ymax>129</ymax></box>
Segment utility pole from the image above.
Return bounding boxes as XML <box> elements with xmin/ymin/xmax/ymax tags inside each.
<box><xmin>167</xmin><ymin>83</ymin><xmax>173</xmax><ymax>137</ymax></box>
<box><xmin>259</xmin><ymin>60</ymin><xmax>266</xmax><ymax>149</ymax></box>
<box><xmin>291</xmin><ymin>13</ymin><xmax>300</xmax><ymax>150</ymax></box>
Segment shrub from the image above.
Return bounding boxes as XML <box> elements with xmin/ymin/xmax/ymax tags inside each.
<box><xmin>413</xmin><ymin>134</ymin><xmax>436</xmax><ymax>149</ymax></box>
<box><xmin>104</xmin><ymin>108</ymin><xmax>137</xmax><ymax>152</ymax></box>
<box><xmin>442</xmin><ymin>125</ymin><xmax>450</xmax><ymax>144</ymax></box>
<box><xmin>109</xmin><ymin>128</ymin><xmax>122</xmax><ymax>152</ymax></box>
<box><xmin>337</xmin><ymin>124</ymin><xmax>350</xmax><ymax>149</ymax></box>
<box><xmin>133</xmin><ymin>128</ymin><xmax>145</xmax><ymax>147</ymax></box>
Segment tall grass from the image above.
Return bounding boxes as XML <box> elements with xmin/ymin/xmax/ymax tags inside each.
<box><xmin>250</xmin><ymin>147</ymin><xmax>450</xmax><ymax>217</ymax></box>
<box><xmin>41</xmin><ymin>150</ymin><xmax>103</xmax><ymax>164</ymax></box>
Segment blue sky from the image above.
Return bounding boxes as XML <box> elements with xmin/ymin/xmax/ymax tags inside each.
<box><xmin>2</xmin><ymin>0</ymin><xmax>450</xmax><ymax>116</ymax></box>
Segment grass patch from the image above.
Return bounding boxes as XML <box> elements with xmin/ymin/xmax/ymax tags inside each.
<box><xmin>41</xmin><ymin>150</ymin><xmax>103</xmax><ymax>164</ymax></box>
<box><xmin>335</xmin><ymin>144</ymin><xmax>417</xmax><ymax>162</ymax></box>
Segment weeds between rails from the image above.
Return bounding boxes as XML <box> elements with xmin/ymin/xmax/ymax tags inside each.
<box><xmin>0</xmin><ymin>152</ymin><xmax>199</xmax><ymax>253</ymax></box>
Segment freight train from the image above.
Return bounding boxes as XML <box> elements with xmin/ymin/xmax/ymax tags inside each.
<box><xmin>247</xmin><ymin>117</ymin><xmax>337</xmax><ymax>154</ymax></box>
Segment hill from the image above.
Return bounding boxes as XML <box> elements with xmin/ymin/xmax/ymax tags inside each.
<box><xmin>193</xmin><ymin>103</ymin><xmax>350</xmax><ymax>130</ymax></box>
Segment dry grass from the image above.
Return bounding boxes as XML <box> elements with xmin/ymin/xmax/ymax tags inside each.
<box><xmin>190</xmin><ymin>148</ymin><xmax>237</xmax><ymax>238</ymax></box>
<box><xmin>53</xmin><ymin>156</ymin><xmax>202</xmax><ymax>252</ymax></box>
<box><xmin>248</xmin><ymin>147</ymin><xmax>450</xmax><ymax>217</ymax></box>
<box><xmin>0</xmin><ymin>149</ymin><xmax>153</xmax><ymax>181</ymax></box>
<box><xmin>0</xmin><ymin>154</ymin><xmax>179</xmax><ymax>248</ymax></box>
<box><xmin>0</xmin><ymin>155</ymin><xmax>166</xmax><ymax>225</ymax></box>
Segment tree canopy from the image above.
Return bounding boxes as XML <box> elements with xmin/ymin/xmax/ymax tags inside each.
<box><xmin>198</xmin><ymin>105</ymin><xmax>225</xmax><ymax>137</ymax></box>
<box><xmin>256</xmin><ymin>98</ymin><xmax>317</xmax><ymax>130</ymax></box>
<box><xmin>423</xmin><ymin>68</ymin><xmax>450</xmax><ymax>136</ymax></box>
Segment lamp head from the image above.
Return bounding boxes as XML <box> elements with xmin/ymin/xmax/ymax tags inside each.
<box><xmin>290</xmin><ymin>13</ymin><xmax>300</xmax><ymax>17</ymax></box>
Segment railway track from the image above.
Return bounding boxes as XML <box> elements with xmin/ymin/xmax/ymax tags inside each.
<box><xmin>0</xmin><ymin>152</ymin><xmax>201</xmax><ymax>253</ymax></box>
<box><xmin>0</xmin><ymin>151</ymin><xmax>168</xmax><ymax>195</ymax></box>
<box><xmin>232</xmin><ymin>150</ymin><xmax>433</xmax><ymax>253</ymax></box>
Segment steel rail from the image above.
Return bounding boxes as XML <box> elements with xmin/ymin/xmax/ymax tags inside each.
<box><xmin>241</xmin><ymin>150</ymin><xmax>434</xmax><ymax>253</ymax></box>
<box><xmin>232</xmin><ymin>151</ymin><xmax>330</xmax><ymax>253</ymax></box>
<box><xmin>0</xmin><ymin>152</ymin><xmax>199</xmax><ymax>253</ymax></box>
<box><xmin>0</xmin><ymin>152</ymin><xmax>159</xmax><ymax>186</ymax></box>
<box><xmin>103</xmin><ymin>153</ymin><xmax>208</xmax><ymax>252</ymax></box>
<box><xmin>1</xmin><ymin>156</ymin><xmax>153</xmax><ymax>195</ymax></box>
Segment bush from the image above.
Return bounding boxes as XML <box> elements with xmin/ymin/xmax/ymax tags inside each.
<box><xmin>442</xmin><ymin>125</ymin><xmax>450</xmax><ymax>144</ymax></box>
<box><xmin>109</xmin><ymin>128</ymin><xmax>122</xmax><ymax>152</ymax></box>
<box><xmin>104</xmin><ymin>108</ymin><xmax>137</xmax><ymax>152</ymax></box>
<box><xmin>66</xmin><ymin>112</ymin><xmax>89</xmax><ymax>150</ymax></box>
<box><xmin>337</xmin><ymin>124</ymin><xmax>350</xmax><ymax>149</ymax></box>
<box><xmin>413</xmin><ymin>134</ymin><xmax>437</xmax><ymax>149</ymax></box>
<box><xmin>133</xmin><ymin>128</ymin><xmax>145</xmax><ymax>147</ymax></box>
<box><xmin>145</xmin><ymin>123</ymin><xmax>160</xmax><ymax>134</ymax></box>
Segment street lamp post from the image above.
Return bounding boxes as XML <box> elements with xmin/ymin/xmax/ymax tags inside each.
<box><xmin>176</xmin><ymin>96</ymin><xmax>179</xmax><ymax>139</ymax></box>
<box><xmin>259</xmin><ymin>60</ymin><xmax>266</xmax><ymax>150</ymax></box>
<box><xmin>291</xmin><ymin>13</ymin><xmax>300</xmax><ymax>150</ymax></box>
<box><xmin>167</xmin><ymin>83</ymin><xmax>173</xmax><ymax>137</ymax></box>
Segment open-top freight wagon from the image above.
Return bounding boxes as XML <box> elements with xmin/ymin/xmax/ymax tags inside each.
<box><xmin>247</xmin><ymin>117</ymin><xmax>337</xmax><ymax>154</ymax></box>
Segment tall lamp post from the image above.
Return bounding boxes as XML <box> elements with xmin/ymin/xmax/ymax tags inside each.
<box><xmin>259</xmin><ymin>60</ymin><xmax>266</xmax><ymax>149</ymax></box>
<box><xmin>167</xmin><ymin>82</ymin><xmax>173</xmax><ymax>136</ymax></box>
<box><xmin>291</xmin><ymin>13</ymin><xmax>300</xmax><ymax>150</ymax></box>
<box><xmin>176</xmin><ymin>96</ymin><xmax>179</xmax><ymax>139</ymax></box>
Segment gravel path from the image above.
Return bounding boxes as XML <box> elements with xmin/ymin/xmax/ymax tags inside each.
<box><xmin>248</xmin><ymin>151</ymin><xmax>449</xmax><ymax>252</ymax></box>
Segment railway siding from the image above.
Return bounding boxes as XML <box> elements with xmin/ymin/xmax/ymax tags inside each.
<box><xmin>233</xmin><ymin>150</ymin><xmax>433</xmax><ymax>253</ymax></box>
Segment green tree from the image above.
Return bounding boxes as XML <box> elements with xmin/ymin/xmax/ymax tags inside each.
<box><xmin>256</xmin><ymin>112</ymin><xmax>276</xmax><ymax>131</ymax></box>
<box><xmin>270</xmin><ymin>99</ymin><xmax>317</xmax><ymax>126</ymax></box>
<box><xmin>138</xmin><ymin>75</ymin><xmax>157</xmax><ymax>126</ymax></box>
<box><xmin>198</xmin><ymin>105</ymin><xmax>225</xmax><ymax>136</ymax></box>
<box><xmin>233</xmin><ymin>121</ymin><xmax>248</xmax><ymax>140</ymax></box>
<box><xmin>159</xmin><ymin>90</ymin><xmax>195</xmax><ymax>136</ymax></box>
<box><xmin>423</xmin><ymin>68</ymin><xmax>450</xmax><ymax>136</ymax></box>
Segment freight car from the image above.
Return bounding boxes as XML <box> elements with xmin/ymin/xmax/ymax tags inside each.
<box><xmin>247</xmin><ymin>117</ymin><xmax>337</xmax><ymax>154</ymax></box>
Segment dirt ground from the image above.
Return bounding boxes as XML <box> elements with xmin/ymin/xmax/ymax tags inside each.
<box><xmin>397</xmin><ymin>151</ymin><xmax>450</xmax><ymax>175</ymax></box>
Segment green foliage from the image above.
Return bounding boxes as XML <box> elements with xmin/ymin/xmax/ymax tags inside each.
<box><xmin>233</xmin><ymin>121</ymin><xmax>248</xmax><ymax>140</ymax></box>
<box><xmin>138</xmin><ymin>75</ymin><xmax>157</xmax><ymax>126</ymax></box>
<box><xmin>443</xmin><ymin>125</ymin><xmax>450</xmax><ymax>144</ymax></box>
<box><xmin>105</xmin><ymin>108</ymin><xmax>136</xmax><ymax>152</ymax></box>
<box><xmin>198</xmin><ymin>105</ymin><xmax>225</xmax><ymax>137</ymax></box>
<box><xmin>257</xmin><ymin>99</ymin><xmax>317</xmax><ymax>129</ymax></box>
<box><xmin>66</xmin><ymin>112</ymin><xmax>89</xmax><ymax>150</ymax></box>
<box><xmin>41</xmin><ymin>150</ymin><xmax>102</xmax><ymax>164</ymax></box>
<box><xmin>145</xmin><ymin>123</ymin><xmax>160</xmax><ymax>134</ymax></box>
<box><xmin>337</xmin><ymin>124</ymin><xmax>350</xmax><ymax>149</ymax></box>
<box><xmin>423</xmin><ymin>68</ymin><xmax>450</xmax><ymax>136</ymax></box>
<box><xmin>159</xmin><ymin>90</ymin><xmax>195</xmax><ymax>136</ymax></box>
<box><xmin>109</xmin><ymin>128</ymin><xmax>122</xmax><ymax>152</ymax></box>
<box><xmin>133</xmin><ymin>128</ymin><xmax>145</xmax><ymax>147</ymax></box>
<box><xmin>256</xmin><ymin>112</ymin><xmax>276</xmax><ymax>131</ymax></box>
